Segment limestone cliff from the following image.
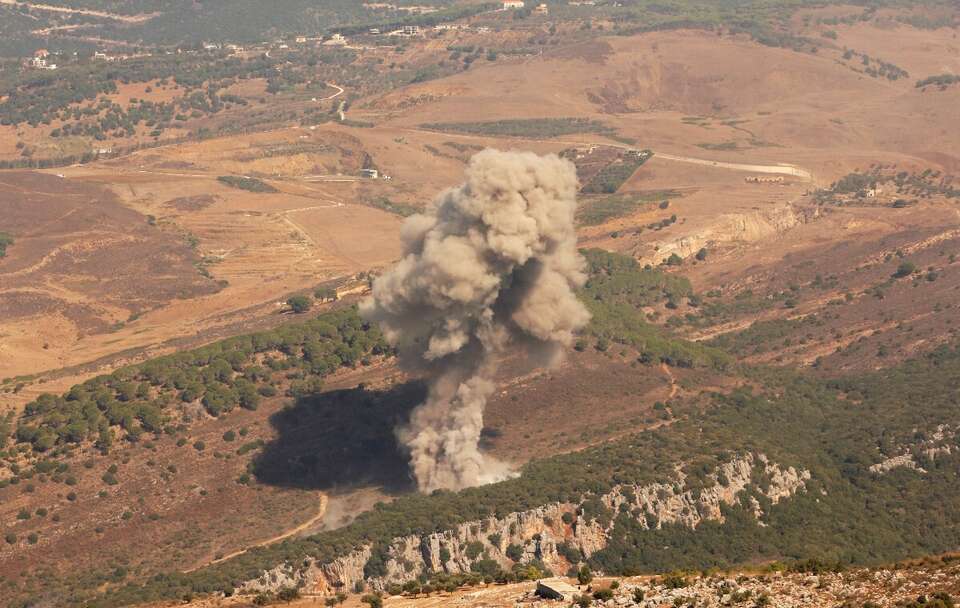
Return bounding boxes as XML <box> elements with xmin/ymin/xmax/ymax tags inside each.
<box><xmin>239</xmin><ymin>452</ymin><xmax>810</xmax><ymax>597</ymax></box>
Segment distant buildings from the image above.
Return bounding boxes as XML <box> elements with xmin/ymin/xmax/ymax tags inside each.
<box><xmin>363</xmin><ymin>2</ymin><xmax>438</xmax><ymax>13</ymax></box>
<box><xmin>503</xmin><ymin>0</ymin><xmax>525</xmax><ymax>9</ymax></box>
<box><xmin>29</xmin><ymin>49</ymin><xmax>57</xmax><ymax>70</ymax></box>
<box><xmin>533</xmin><ymin>2</ymin><xmax>549</xmax><ymax>15</ymax></box>
<box><xmin>385</xmin><ymin>25</ymin><xmax>422</xmax><ymax>36</ymax></box>
<box><xmin>323</xmin><ymin>33</ymin><xmax>348</xmax><ymax>46</ymax></box>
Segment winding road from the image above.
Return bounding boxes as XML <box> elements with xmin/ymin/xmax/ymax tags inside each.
<box><xmin>184</xmin><ymin>492</ymin><xmax>328</xmax><ymax>573</ymax></box>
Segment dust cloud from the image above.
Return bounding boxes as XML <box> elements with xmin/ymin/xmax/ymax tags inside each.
<box><xmin>360</xmin><ymin>150</ymin><xmax>590</xmax><ymax>492</ymax></box>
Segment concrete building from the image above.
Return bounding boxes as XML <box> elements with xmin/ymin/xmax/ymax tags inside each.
<box><xmin>536</xmin><ymin>579</ymin><xmax>580</xmax><ymax>602</ymax></box>
<box><xmin>503</xmin><ymin>0</ymin><xmax>525</xmax><ymax>9</ymax></box>
<box><xmin>323</xmin><ymin>33</ymin><xmax>348</xmax><ymax>46</ymax></box>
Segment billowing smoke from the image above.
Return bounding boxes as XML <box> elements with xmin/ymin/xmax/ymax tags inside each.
<box><xmin>360</xmin><ymin>149</ymin><xmax>590</xmax><ymax>493</ymax></box>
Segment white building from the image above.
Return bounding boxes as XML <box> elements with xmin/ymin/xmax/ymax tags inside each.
<box><xmin>503</xmin><ymin>0</ymin><xmax>525</xmax><ymax>9</ymax></box>
<box><xmin>323</xmin><ymin>33</ymin><xmax>348</xmax><ymax>46</ymax></box>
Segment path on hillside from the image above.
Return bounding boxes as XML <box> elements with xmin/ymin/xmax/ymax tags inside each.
<box><xmin>1</xmin><ymin>0</ymin><xmax>157</xmax><ymax>22</ymax></box>
<box><xmin>661</xmin><ymin>362</ymin><xmax>678</xmax><ymax>399</ymax></box>
<box><xmin>653</xmin><ymin>152</ymin><xmax>812</xmax><ymax>179</ymax></box>
<box><xmin>321</xmin><ymin>83</ymin><xmax>345</xmax><ymax>101</ymax></box>
<box><xmin>184</xmin><ymin>492</ymin><xmax>328</xmax><ymax>573</ymax></box>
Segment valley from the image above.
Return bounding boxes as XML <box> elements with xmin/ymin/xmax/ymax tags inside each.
<box><xmin>0</xmin><ymin>2</ymin><xmax>959</xmax><ymax>607</ymax></box>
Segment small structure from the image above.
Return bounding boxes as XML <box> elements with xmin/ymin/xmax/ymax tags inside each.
<box><xmin>533</xmin><ymin>2</ymin><xmax>549</xmax><ymax>15</ymax></box>
<box><xmin>536</xmin><ymin>579</ymin><xmax>579</xmax><ymax>602</ymax></box>
<box><xmin>744</xmin><ymin>175</ymin><xmax>784</xmax><ymax>184</ymax></box>
<box><xmin>360</xmin><ymin>168</ymin><xmax>379</xmax><ymax>179</ymax></box>
<box><xmin>503</xmin><ymin>0</ymin><xmax>525</xmax><ymax>9</ymax></box>
<box><xmin>323</xmin><ymin>33</ymin><xmax>348</xmax><ymax>46</ymax></box>
<box><xmin>29</xmin><ymin>50</ymin><xmax>57</xmax><ymax>70</ymax></box>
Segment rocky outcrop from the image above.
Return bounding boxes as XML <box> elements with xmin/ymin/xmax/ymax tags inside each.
<box><xmin>645</xmin><ymin>201</ymin><xmax>819</xmax><ymax>264</ymax></box>
<box><xmin>869</xmin><ymin>424</ymin><xmax>956</xmax><ymax>475</ymax></box>
<box><xmin>239</xmin><ymin>453</ymin><xmax>810</xmax><ymax>597</ymax></box>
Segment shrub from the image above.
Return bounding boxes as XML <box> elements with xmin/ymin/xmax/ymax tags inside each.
<box><xmin>287</xmin><ymin>295</ymin><xmax>312</xmax><ymax>314</ymax></box>
<box><xmin>0</xmin><ymin>232</ymin><xmax>13</xmax><ymax>258</ymax></box>
<box><xmin>893</xmin><ymin>261</ymin><xmax>916</xmax><ymax>278</ymax></box>
<box><xmin>578</xmin><ymin>565</ymin><xmax>593</xmax><ymax>585</ymax></box>
<box><xmin>361</xmin><ymin>594</ymin><xmax>383</xmax><ymax>608</ymax></box>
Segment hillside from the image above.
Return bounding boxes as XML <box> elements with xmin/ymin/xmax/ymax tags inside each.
<box><xmin>1</xmin><ymin>2</ymin><xmax>959</xmax><ymax>607</ymax></box>
<box><xmin>2</xmin><ymin>250</ymin><xmax>959</xmax><ymax>606</ymax></box>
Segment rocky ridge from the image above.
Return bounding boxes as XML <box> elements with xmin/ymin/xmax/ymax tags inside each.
<box><xmin>239</xmin><ymin>452</ymin><xmax>810</xmax><ymax>597</ymax></box>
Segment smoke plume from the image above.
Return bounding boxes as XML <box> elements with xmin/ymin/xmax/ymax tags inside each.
<box><xmin>360</xmin><ymin>149</ymin><xmax>590</xmax><ymax>493</ymax></box>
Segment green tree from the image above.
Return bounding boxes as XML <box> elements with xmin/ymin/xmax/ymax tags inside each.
<box><xmin>314</xmin><ymin>287</ymin><xmax>338</xmax><ymax>302</ymax></box>
<box><xmin>577</xmin><ymin>565</ymin><xmax>593</xmax><ymax>585</ymax></box>
<box><xmin>287</xmin><ymin>295</ymin><xmax>312</xmax><ymax>313</ymax></box>
<box><xmin>361</xmin><ymin>594</ymin><xmax>383</xmax><ymax>608</ymax></box>
<box><xmin>0</xmin><ymin>232</ymin><xmax>13</xmax><ymax>258</ymax></box>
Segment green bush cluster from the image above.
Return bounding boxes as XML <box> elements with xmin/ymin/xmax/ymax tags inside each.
<box><xmin>578</xmin><ymin>249</ymin><xmax>730</xmax><ymax>369</ymax></box>
<box><xmin>0</xmin><ymin>231</ymin><xmax>12</xmax><ymax>258</ymax></box>
<box><xmin>12</xmin><ymin>308</ymin><xmax>387</xmax><ymax>454</ymax></box>
<box><xmin>217</xmin><ymin>176</ymin><xmax>278</xmax><ymax>193</ymax></box>
<box><xmin>419</xmin><ymin>118</ymin><xmax>615</xmax><ymax>139</ymax></box>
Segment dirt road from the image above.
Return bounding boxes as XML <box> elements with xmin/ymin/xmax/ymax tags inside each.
<box><xmin>0</xmin><ymin>0</ymin><xmax>157</xmax><ymax>21</ymax></box>
<box><xmin>184</xmin><ymin>492</ymin><xmax>328</xmax><ymax>573</ymax></box>
<box><xmin>653</xmin><ymin>152</ymin><xmax>812</xmax><ymax>180</ymax></box>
